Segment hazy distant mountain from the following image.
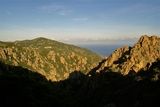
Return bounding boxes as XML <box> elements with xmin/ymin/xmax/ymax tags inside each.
<box><xmin>63</xmin><ymin>37</ymin><xmax>137</xmax><ymax>45</ymax></box>
<box><xmin>91</xmin><ymin>35</ymin><xmax>160</xmax><ymax>75</ymax></box>
<box><xmin>0</xmin><ymin>37</ymin><xmax>101</xmax><ymax>81</ymax></box>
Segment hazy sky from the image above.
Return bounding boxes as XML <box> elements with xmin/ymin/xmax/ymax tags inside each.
<box><xmin>0</xmin><ymin>0</ymin><xmax>160</xmax><ymax>41</ymax></box>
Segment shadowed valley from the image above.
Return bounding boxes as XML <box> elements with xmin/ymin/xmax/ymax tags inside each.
<box><xmin>0</xmin><ymin>35</ymin><xmax>160</xmax><ymax>107</ymax></box>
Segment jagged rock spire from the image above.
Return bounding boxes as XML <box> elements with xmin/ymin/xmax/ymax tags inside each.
<box><xmin>92</xmin><ymin>35</ymin><xmax>160</xmax><ymax>75</ymax></box>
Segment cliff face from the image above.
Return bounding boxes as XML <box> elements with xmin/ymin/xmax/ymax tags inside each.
<box><xmin>93</xmin><ymin>35</ymin><xmax>160</xmax><ymax>75</ymax></box>
<box><xmin>0</xmin><ymin>37</ymin><xmax>101</xmax><ymax>81</ymax></box>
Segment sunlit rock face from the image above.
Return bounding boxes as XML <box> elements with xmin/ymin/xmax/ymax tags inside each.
<box><xmin>93</xmin><ymin>35</ymin><xmax>160</xmax><ymax>75</ymax></box>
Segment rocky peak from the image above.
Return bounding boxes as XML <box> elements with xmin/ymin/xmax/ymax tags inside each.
<box><xmin>138</xmin><ymin>35</ymin><xmax>149</xmax><ymax>43</ymax></box>
<box><xmin>137</xmin><ymin>35</ymin><xmax>160</xmax><ymax>47</ymax></box>
<box><xmin>104</xmin><ymin>45</ymin><xmax>130</xmax><ymax>67</ymax></box>
<box><xmin>92</xmin><ymin>35</ymin><xmax>160</xmax><ymax>75</ymax></box>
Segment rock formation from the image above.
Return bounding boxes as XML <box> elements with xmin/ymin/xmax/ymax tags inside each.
<box><xmin>93</xmin><ymin>35</ymin><xmax>160</xmax><ymax>75</ymax></box>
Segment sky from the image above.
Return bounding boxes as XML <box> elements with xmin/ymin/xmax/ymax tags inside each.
<box><xmin>0</xmin><ymin>0</ymin><xmax>160</xmax><ymax>42</ymax></box>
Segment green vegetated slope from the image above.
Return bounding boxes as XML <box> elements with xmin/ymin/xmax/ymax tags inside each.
<box><xmin>0</xmin><ymin>37</ymin><xmax>101</xmax><ymax>81</ymax></box>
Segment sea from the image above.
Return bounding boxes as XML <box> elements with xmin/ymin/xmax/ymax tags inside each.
<box><xmin>65</xmin><ymin>39</ymin><xmax>136</xmax><ymax>57</ymax></box>
<box><xmin>77</xmin><ymin>44</ymin><xmax>125</xmax><ymax>57</ymax></box>
<box><xmin>79</xmin><ymin>44</ymin><xmax>123</xmax><ymax>57</ymax></box>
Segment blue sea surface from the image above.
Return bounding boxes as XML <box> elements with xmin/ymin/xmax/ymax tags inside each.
<box><xmin>78</xmin><ymin>44</ymin><xmax>126</xmax><ymax>57</ymax></box>
<box><xmin>66</xmin><ymin>38</ymin><xmax>136</xmax><ymax>57</ymax></box>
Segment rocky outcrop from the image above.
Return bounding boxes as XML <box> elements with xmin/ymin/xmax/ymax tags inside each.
<box><xmin>93</xmin><ymin>35</ymin><xmax>160</xmax><ymax>75</ymax></box>
<box><xmin>0</xmin><ymin>37</ymin><xmax>101</xmax><ymax>81</ymax></box>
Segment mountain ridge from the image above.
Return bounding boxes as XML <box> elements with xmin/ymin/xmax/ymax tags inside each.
<box><xmin>1</xmin><ymin>35</ymin><xmax>160</xmax><ymax>107</ymax></box>
<box><xmin>91</xmin><ymin>35</ymin><xmax>160</xmax><ymax>75</ymax></box>
<box><xmin>0</xmin><ymin>37</ymin><xmax>101</xmax><ymax>81</ymax></box>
